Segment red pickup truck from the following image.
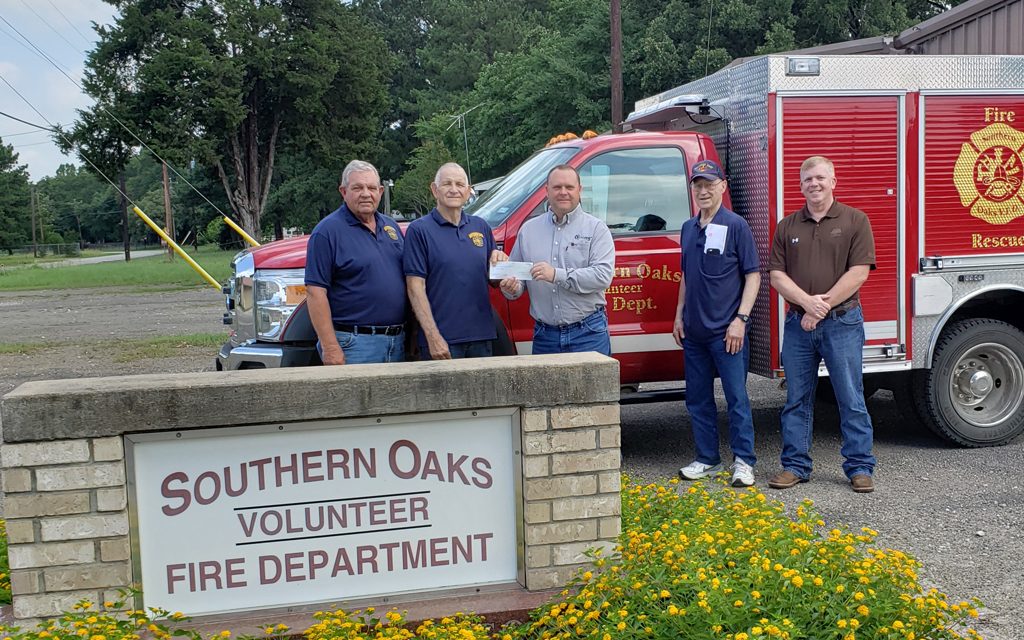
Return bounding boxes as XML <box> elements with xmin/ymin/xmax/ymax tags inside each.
<box><xmin>217</xmin><ymin>54</ymin><xmax>1024</xmax><ymax>448</ymax></box>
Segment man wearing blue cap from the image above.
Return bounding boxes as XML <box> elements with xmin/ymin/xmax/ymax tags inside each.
<box><xmin>673</xmin><ymin>159</ymin><xmax>761</xmax><ymax>487</ymax></box>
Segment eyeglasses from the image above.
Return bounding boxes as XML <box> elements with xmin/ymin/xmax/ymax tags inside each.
<box><xmin>691</xmin><ymin>180</ymin><xmax>722</xmax><ymax>192</ymax></box>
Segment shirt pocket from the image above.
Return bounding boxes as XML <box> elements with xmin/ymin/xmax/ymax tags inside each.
<box><xmin>564</xmin><ymin>242</ymin><xmax>590</xmax><ymax>268</ymax></box>
<box><xmin>700</xmin><ymin>250</ymin><xmax>730</xmax><ymax>277</ymax></box>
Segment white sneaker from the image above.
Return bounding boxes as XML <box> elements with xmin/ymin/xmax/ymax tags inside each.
<box><xmin>731</xmin><ymin>459</ymin><xmax>755</xmax><ymax>487</ymax></box>
<box><xmin>678</xmin><ymin>460</ymin><xmax>724</xmax><ymax>480</ymax></box>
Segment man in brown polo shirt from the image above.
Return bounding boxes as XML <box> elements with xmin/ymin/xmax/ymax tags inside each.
<box><xmin>767</xmin><ymin>155</ymin><xmax>878</xmax><ymax>493</ymax></box>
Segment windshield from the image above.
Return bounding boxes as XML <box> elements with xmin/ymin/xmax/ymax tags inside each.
<box><xmin>466</xmin><ymin>147</ymin><xmax>580</xmax><ymax>227</ymax></box>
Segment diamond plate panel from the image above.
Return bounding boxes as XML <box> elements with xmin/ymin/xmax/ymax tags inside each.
<box><xmin>912</xmin><ymin>269</ymin><xmax>1024</xmax><ymax>367</ymax></box>
<box><xmin>634</xmin><ymin>55</ymin><xmax>1024</xmax><ymax>113</ymax></box>
<box><xmin>660</xmin><ymin>58</ymin><xmax>774</xmax><ymax>376</ymax></box>
<box><xmin>633</xmin><ymin>54</ymin><xmax>1024</xmax><ymax>377</ymax></box>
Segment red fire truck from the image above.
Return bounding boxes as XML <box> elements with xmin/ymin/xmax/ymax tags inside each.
<box><xmin>217</xmin><ymin>54</ymin><xmax>1024</xmax><ymax>447</ymax></box>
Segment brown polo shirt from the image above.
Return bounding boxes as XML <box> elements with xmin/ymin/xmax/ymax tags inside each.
<box><xmin>767</xmin><ymin>200</ymin><xmax>875</xmax><ymax>313</ymax></box>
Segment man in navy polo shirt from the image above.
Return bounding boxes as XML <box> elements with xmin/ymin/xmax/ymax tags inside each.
<box><xmin>404</xmin><ymin>163</ymin><xmax>507</xmax><ymax>359</ymax></box>
<box><xmin>672</xmin><ymin>159</ymin><xmax>761</xmax><ymax>487</ymax></box>
<box><xmin>305</xmin><ymin>159</ymin><xmax>407</xmax><ymax>365</ymax></box>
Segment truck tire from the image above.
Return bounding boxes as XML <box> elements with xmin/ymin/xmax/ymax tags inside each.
<box><xmin>913</xmin><ymin>318</ymin><xmax>1024</xmax><ymax>447</ymax></box>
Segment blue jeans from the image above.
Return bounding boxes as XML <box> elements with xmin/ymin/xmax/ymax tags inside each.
<box><xmin>420</xmin><ymin>339</ymin><xmax>493</xmax><ymax>360</ymax></box>
<box><xmin>317</xmin><ymin>330</ymin><xmax>405</xmax><ymax>364</ymax></box>
<box><xmin>780</xmin><ymin>306</ymin><xmax>875</xmax><ymax>479</ymax></box>
<box><xmin>532</xmin><ymin>309</ymin><xmax>611</xmax><ymax>356</ymax></box>
<box><xmin>683</xmin><ymin>335</ymin><xmax>756</xmax><ymax>467</ymax></box>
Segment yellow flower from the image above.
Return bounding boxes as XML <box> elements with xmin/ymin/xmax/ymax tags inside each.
<box><xmin>791</xmin><ymin>576</ymin><xmax>804</xmax><ymax>588</ymax></box>
<box><xmin>616</xmin><ymin>622</ymin><xmax>626</xmax><ymax>631</ymax></box>
<box><xmin>220</xmin><ymin>632</ymin><xmax>231</xmax><ymax>638</ymax></box>
<box><xmin>736</xmin><ymin>634</ymin><xmax>749</xmax><ymax>640</ymax></box>
<box><xmin>856</xmin><ymin>605</ymin><xmax>869</xmax><ymax>617</ymax></box>
<box><xmin>837</xmin><ymin>620</ymin><xmax>847</xmax><ymax>629</ymax></box>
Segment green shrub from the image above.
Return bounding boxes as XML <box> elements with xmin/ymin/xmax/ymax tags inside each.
<box><xmin>0</xmin><ymin>479</ymin><xmax>985</xmax><ymax>640</ymax></box>
<box><xmin>508</xmin><ymin>477</ymin><xmax>983</xmax><ymax>640</ymax></box>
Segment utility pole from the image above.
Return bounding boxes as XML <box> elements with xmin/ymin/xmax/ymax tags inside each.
<box><xmin>611</xmin><ymin>0</ymin><xmax>624</xmax><ymax>133</ymax></box>
<box><xmin>162</xmin><ymin>161</ymin><xmax>175</xmax><ymax>259</ymax></box>
<box><xmin>119</xmin><ymin>173</ymin><xmax>131</xmax><ymax>261</ymax></box>
<box><xmin>30</xmin><ymin>188</ymin><xmax>37</xmax><ymax>258</ymax></box>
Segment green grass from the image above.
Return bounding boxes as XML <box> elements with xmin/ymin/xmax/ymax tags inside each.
<box><xmin>112</xmin><ymin>333</ymin><xmax>227</xmax><ymax>362</ymax></box>
<box><xmin>0</xmin><ymin>342</ymin><xmax>47</xmax><ymax>355</ymax></box>
<box><xmin>0</xmin><ymin>520</ymin><xmax>10</xmax><ymax>605</ymax></box>
<box><xmin>0</xmin><ymin>249</ymin><xmax>115</xmax><ymax>266</ymax></box>
<box><xmin>0</xmin><ymin>247</ymin><xmax>236</xmax><ymax>291</ymax></box>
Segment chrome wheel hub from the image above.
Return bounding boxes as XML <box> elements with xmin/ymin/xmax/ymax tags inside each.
<box><xmin>949</xmin><ymin>342</ymin><xmax>1024</xmax><ymax>427</ymax></box>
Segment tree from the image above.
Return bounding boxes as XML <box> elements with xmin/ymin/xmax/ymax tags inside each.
<box><xmin>390</xmin><ymin>113</ymin><xmax>458</xmax><ymax>215</ymax></box>
<box><xmin>0</xmin><ymin>139</ymin><xmax>32</xmax><ymax>252</ymax></box>
<box><xmin>465</xmin><ymin>0</ymin><xmax>611</xmax><ymax>178</ymax></box>
<box><xmin>75</xmin><ymin>0</ymin><xmax>391</xmax><ymax>239</ymax></box>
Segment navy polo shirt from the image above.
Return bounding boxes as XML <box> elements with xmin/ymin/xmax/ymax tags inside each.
<box><xmin>304</xmin><ymin>204</ymin><xmax>406</xmax><ymax>326</ymax></box>
<box><xmin>403</xmin><ymin>208</ymin><xmax>497</xmax><ymax>346</ymax></box>
<box><xmin>679</xmin><ymin>206</ymin><xmax>759</xmax><ymax>341</ymax></box>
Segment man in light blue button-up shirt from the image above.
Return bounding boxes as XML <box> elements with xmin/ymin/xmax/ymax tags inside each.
<box><xmin>499</xmin><ymin>165</ymin><xmax>615</xmax><ymax>355</ymax></box>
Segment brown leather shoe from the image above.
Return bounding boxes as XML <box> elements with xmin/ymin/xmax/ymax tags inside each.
<box><xmin>850</xmin><ymin>474</ymin><xmax>874</xmax><ymax>493</ymax></box>
<box><xmin>767</xmin><ymin>470</ymin><xmax>808</xmax><ymax>489</ymax></box>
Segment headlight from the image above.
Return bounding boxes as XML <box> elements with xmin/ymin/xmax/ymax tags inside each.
<box><xmin>254</xmin><ymin>269</ymin><xmax>307</xmax><ymax>341</ymax></box>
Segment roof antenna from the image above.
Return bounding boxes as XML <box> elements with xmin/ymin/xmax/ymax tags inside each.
<box><xmin>704</xmin><ymin>0</ymin><xmax>715</xmax><ymax>75</ymax></box>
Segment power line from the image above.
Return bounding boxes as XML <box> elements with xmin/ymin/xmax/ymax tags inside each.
<box><xmin>43</xmin><ymin>0</ymin><xmax>94</xmax><ymax>46</ymax></box>
<box><xmin>0</xmin><ymin>12</ymin><xmax>75</xmax><ymax>77</ymax></box>
<box><xmin>17</xmin><ymin>0</ymin><xmax>86</xmax><ymax>59</ymax></box>
<box><xmin>0</xmin><ymin>69</ymin><xmax>137</xmax><ymax>209</ymax></box>
<box><xmin>0</xmin><ymin>12</ymin><xmax>245</xmax><ymax>231</ymax></box>
<box><xmin>0</xmin><ymin>129</ymin><xmax>48</xmax><ymax>137</ymax></box>
<box><xmin>0</xmin><ymin>21</ymin><xmax>41</xmax><ymax>58</ymax></box>
<box><xmin>0</xmin><ymin>109</ymin><xmax>57</xmax><ymax>132</ymax></box>
<box><xmin>11</xmin><ymin>140</ymin><xmax>52</xmax><ymax>148</ymax></box>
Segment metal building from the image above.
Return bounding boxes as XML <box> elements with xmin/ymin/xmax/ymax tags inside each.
<box><xmin>777</xmin><ymin>0</ymin><xmax>1024</xmax><ymax>57</ymax></box>
<box><xmin>896</xmin><ymin>0</ymin><xmax>1024</xmax><ymax>54</ymax></box>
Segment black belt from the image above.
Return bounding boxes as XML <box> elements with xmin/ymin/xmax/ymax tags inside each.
<box><xmin>333</xmin><ymin>323</ymin><xmax>405</xmax><ymax>336</ymax></box>
<box><xmin>537</xmin><ymin>308</ymin><xmax>605</xmax><ymax>331</ymax></box>
<box><xmin>794</xmin><ymin>301</ymin><xmax>860</xmax><ymax>320</ymax></box>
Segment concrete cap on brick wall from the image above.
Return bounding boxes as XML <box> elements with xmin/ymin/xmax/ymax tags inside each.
<box><xmin>1</xmin><ymin>354</ymin><xmax>619</xmax><ymax>443</ymax></box>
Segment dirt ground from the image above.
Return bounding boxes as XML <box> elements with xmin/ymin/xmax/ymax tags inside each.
<box><xmin>1</xmin><ymin>287</ymin><xmax>1021</xmax><ymax>638</ymax></box>
<box><xmin>0</xmin><ymin>287</ymin><xmax>227</xmax><ymax>397</ymax></box>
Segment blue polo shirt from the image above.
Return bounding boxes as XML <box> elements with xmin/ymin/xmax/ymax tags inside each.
<box><xmin>403</xmin><ymin>208</ymin><xmax>497</xmax><ymax>346</ymax></box>
<box><xmin>680</xmin><ymin>206</ymin><xmax>759</xmax><ymax>342</ymax></box>
<box><xmin>304</xmin><ymin>204</ymin><xmax>406</xmax><ymax>326</ymax></box>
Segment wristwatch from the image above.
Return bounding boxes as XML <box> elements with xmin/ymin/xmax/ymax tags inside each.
<box><xmin>735</xmin><ymin>313</ymin><xmax>750</xmax><ymax>323</ymax></box>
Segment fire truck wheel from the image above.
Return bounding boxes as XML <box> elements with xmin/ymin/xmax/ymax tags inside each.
<box><xmin>914</xmin><ymin>318</ymin><xmax>1024</xmax><ymax>447</ymax></box>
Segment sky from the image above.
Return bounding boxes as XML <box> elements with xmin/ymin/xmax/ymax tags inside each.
<box><xmin>0</xmin><ymin>0</ymin><xmax>117</xmax><ymax>180</ymax></box>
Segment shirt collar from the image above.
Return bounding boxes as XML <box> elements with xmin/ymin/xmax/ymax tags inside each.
<box><xmin>548</xmin><ymin>203</ymin><xmax>584</xmax><ymax>225</ymax></box>
<box><xmin>799</xmin><ymin>200</ymin><xmax>841</xmax><ymax>221</ymax></box>
<box><xmin>429</xmin><ymin>207</ymin><xmax>466</xmax><ymax>227</ymax></box>
<box><xmin>340</xmin><ymin>204</ymin><xmax>381</xmax><ymax>226</ymax></box>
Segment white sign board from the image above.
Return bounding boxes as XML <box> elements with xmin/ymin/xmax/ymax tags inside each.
<box><xmin>127</xmin><ymin>411</ymin><xmax>520</xmax><ymax>616</ymax></box>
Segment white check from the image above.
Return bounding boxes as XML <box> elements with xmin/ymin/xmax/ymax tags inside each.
<box><xmin>490</xmin><ymin>261</ymin><xmax>534</xmax><ymax>280</ymax></box>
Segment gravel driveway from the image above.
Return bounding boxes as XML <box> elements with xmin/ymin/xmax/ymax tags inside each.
<box><xmin>0</xmin><ymin>287</ymin><xmax>1020</xmax><ymax>638</ymax></box>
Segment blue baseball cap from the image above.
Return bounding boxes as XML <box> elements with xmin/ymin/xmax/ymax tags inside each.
<box><xmin>689</xmin><ymin>159</ymin><xmax>725</xmax><ymax>182</ymax></box>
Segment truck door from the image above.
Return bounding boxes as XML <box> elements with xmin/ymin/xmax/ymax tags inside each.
<box><xmin>576</xmin><ymin>146</ymin><xmax>691</xmax><ymax>383</ymax></box>
<box><xmin>777</xmin><ymin>95</ymin><xmax>906</xmax><ymax>365</ymax></box>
